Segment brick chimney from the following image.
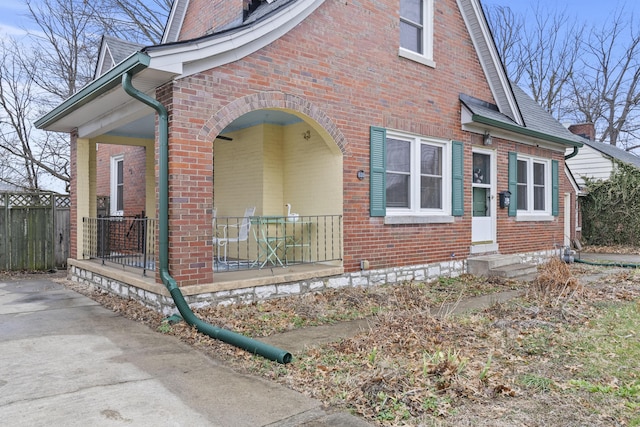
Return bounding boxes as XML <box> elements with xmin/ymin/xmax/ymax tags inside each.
<box><xmin>568</xmin><ymin>123</ymin><xmax>595</xmax><ymax>141</ymax></box>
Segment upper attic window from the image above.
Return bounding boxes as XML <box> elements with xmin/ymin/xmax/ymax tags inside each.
<box><xmin>399</xmin><ymin>0</ymin><xmax>435</xmax><ymax>68</ymax></box>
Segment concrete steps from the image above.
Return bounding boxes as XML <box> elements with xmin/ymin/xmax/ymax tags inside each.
<box><xmin>467</xmin><ymin>254</ymin><xmax>538</xmax><ymax>280</ymax></box>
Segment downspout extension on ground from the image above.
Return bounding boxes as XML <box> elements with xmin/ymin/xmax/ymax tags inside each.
<box><xmin>121</xmin><ymin>72</ymin><xmax>292</xmax><ymax>364</ymax></box>
<box><xmin>574</xmin><ymin>258</ymin><xmax>640</xmax><ymax>268</ymax></box>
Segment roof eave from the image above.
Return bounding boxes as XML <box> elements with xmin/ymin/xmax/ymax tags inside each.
<box><xmin>147</xmin><ymin>0</ymin><xmax>325</xmax><ymax>77</ymax></box>
<box><xmin>471</xmin><ymin>114</ymin><xmax>583</xmax><ymax>148</ymax></box>
<box><xmin>35</xmin><ymin>52</ymin><xmax>151</xmax><ymax>130</ymax></box>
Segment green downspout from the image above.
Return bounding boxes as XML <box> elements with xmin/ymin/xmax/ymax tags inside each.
<box><xmin>122</xmin><ymin>72</ymin><xmax>292</xmax><ymax>364</ymax></box>
<box><xmin>565</xmin><ymin>146</ymin><xmax>579</xmax><ymax>160</ymax></box>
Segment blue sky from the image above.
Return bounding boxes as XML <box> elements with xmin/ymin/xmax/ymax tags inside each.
<box><xmin>0</xmin><ymin>0</ymin><xmax>31</xmax><ymax>38</ymax></box>
<box><xmin>482</xmin><ymin>0</ymin><xmax>639</xmax><ymax>26</ymax></box>
<box><xmin>3</xmin><ymin>0</ymin><xmax>638</xmax><ymax>39</ymax></box>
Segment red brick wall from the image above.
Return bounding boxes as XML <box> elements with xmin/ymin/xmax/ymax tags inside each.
<box><xmin>160</xmin><ymin>0</ymin><xmax>568</xmax><ymax>285</ymax></box>
<box><xmin>493</xmin><ymin>139</ymin><xmax>566</xmax><ymax>253</ymax></box>
<box><xmin>95</xmin><ymin>144</ymin><xmax>147</xmax><ymax>217</ymax></box>
<box><xmin>178</xmin><ymin>0</ymin><xmax>244</xmax><ymax>41</ymax></box>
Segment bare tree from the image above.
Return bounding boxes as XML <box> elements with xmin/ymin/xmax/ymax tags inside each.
<box><xmin>486</xmin><ymin>2</ymin><xmax>640</xmax><ymax>151</ymax></box>
<box><xmin>483</xmin><ymin>5</ymin><xmax>525</xmax><ymax>82</ymax></box>
<box><xmin>0</xmin><ymin>40</ymin><xmax>68</xmax><ymax>190</ymax></box>
<box><xmin>571</xmin><ymin>9</ymin><xmax>640</xmax><ymax>149</ymax></box>
<box><xmin>485</xmin><ymin>2</ymin><xmax>583</xmax><ymax>122</ymax></box>
<box><xmin>88</xmin><ymin>0</ymin><xmax>173</xmax><ymax>44</ymax></box>
<box><xmin>0</xmin><ymin>0</ymin><xmax>171</xmax><ymax>191</ymax></box>
<box><xmin>25</xmin><ymin>0</ymin><xmax>101</xmax><ymax>101</ymax></box>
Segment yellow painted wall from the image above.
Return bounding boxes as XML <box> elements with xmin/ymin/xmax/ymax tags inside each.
<box><xmin>212</xmin><ymin>119</ymin><xmax>343</xmax><ymax>261</ymax></box>
<box><xmin>213</xmin><ymin>125</ymin><xmax>265</xmax><ymax>217</ymax></box>
<box><xmin>282</xmin><ymin>122</ymin><xmax>343</xmax><ymax>216</ymax></box>
<box><xmin>213</xmin><ymin>122</ymin><xmax>342</xmax><ymax>217</ymax></box>
<box><xmin>262</xmin><ymin>124</ymin><xmax>285</xmax><ymax>214</ymax></box>
<box><xmin>75</xmin><ymin>138</ymin><xmax>96</xmax><ymax>258</ymax></box>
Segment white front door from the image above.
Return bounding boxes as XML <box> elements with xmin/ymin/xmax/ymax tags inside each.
<box><xmin>471</xmin><ymin>149</ymin><xmax>496</xmax><ymax>244</ymax></box>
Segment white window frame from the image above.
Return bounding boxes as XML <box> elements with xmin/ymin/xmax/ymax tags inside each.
<box><xmin>386</xmin><ymin>131</ymin><xmax>451</xmax><ymax>217</ymax></box>
<box><xmin>399</xmin><ymin>0</ymin><xmax>436</xmax><ymax>68</ymax></box>
<box><xmin>110</xmin><ymin>155</ymin><xmax>124</xmax><ymax>216</ymax></box>
<box><xmin>516</xmin><ymin>156</ymin><xmax>551</xmax><ymax>217</ymax></box>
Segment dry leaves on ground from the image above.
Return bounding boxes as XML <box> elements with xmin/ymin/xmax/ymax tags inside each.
<box><xmin>44</xmin><ymin>254</ymin><xmax>640</xmax><ymax>427</ymax></box>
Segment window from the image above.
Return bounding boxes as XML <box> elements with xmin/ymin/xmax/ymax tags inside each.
<box><xmin>399</xmin><ymin>0</ymin><xmax>435</xmax><ymax>67</ymax></box>
<box><xmin>370</xmin><ymin>127</ymin><xmax>463</xmax><ymax>219</ymax></box>
<box><xmin>510</xmin><ymin>155</ymin><xmax>559</xmax><ymax>217</ymax></box>
<box><xmin>516</xmin><ymin>157</ymin><xmax>548</xmax><ymax>213</ymax></box>
<box><xmin>386</xmin><ymin>136</ymin><xmax>445</xmax><ymax>211</ymax></box>
<box><xmin>110</xmin><ymin>155</ymin><xmax>124</xmax><ymax>216</ymax></box>
<box><xmin>370</xmin><ymin>127</ymin><xmax>462</xmax><ymax>221</ymax></box>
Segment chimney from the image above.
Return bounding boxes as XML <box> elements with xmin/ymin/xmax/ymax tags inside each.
<box><xmin>568</xmin><ymin>123</ymin><xmax>595</xmax><ymax>141</ymax></box>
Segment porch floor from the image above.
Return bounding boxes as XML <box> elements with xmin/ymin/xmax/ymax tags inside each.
<box><xmin>68</xmin><ymin>258</ymin><xmax>344</xmax><ymax>298</ymax></box>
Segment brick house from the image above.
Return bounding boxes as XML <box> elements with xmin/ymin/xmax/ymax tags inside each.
<box><xmin>36</xmin><ymin>0</ymin><xmax>583</xmax><ymax>313</ymax></box>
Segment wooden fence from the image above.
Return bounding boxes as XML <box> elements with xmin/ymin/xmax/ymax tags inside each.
<box><xmin>0</xmin><ymin>192</ymin><xmax>70</xmax><ymax>271</ymax></box>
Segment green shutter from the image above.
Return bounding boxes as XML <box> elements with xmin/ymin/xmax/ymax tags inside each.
<box><xmin>552</xmin><ymin>159</ymin><xmax>559</xmax><ymax>216</ymax></box>
<box><xmin>451</xmin><ymin>141</ymin><xmax>464</xmax><ymax>216</ymax></box>
<box><xmin>508</xmin><ymin>152</ymin><xmax>518</xmax><ymax>217</ymax></box>
<box><xmin>370</xmin><ymin>126</ymin><xmax>386</xmax><ymax>217</ymax></box>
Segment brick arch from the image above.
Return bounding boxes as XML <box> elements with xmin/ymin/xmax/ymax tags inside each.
<box><xmin>198</xmin><ymin>92</ymin><xmax>348</xmax><ymax>155</ymax></box>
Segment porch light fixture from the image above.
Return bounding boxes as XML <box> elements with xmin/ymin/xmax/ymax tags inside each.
<box><xmin>483</xmin><ymin>132</ymin><xmax>492</xmax><ymax>145</ymax></box>
<box><xmin>357</xmin><ymin>170</ymin><xmax>365</xmax><ymax>180</ymax></box>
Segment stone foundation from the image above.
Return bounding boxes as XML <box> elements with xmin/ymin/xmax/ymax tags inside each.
<box><xmin>69</xmin><ymin>249</ymin><xmax>557</xmax><ymax>316</ymax></box>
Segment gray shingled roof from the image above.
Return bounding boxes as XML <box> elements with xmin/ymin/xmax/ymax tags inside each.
<box><xmin>244</xmin><ymin>0</ymin><xmax>295</xmax><ymax>24</ymax></box>
<box><xmin>510</xmin><ymin>85</ymin><xmax>583</xmax><ymax>143</ymax></box>
<box><xmin>102</xmin><ymin>36</ymin><xmax>144</xmax><ymax>64</ymax></box>
<box><xmin>580</xmin><ymin>138</ymin><xmax>640</xmax><ymax>169</ymax></box>
<box><xmin>460</xmin><ymin>84</ymin><xmax>584</xmax><ymax>147</ymax></box>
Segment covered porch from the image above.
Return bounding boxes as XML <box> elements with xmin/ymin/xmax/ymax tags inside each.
<box><xmin>76</xmin><ymin>107</ymin><xmax>344</xmax><ymax>288</ymax></box>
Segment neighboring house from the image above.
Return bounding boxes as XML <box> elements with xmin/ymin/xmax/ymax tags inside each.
<box><xmin>566</xmin><ymin>123</ymin><xmax>640</xmax><ymax>188</ymax></box>
<box><xmin>565</xmin><ymin>122</ymin><xmax>640</xmax><ymax>245</ymax></box>
<box><xmin>36</xmin><ymin>0</ymin><xmax>583</xmax><ymax>312</ymax></box>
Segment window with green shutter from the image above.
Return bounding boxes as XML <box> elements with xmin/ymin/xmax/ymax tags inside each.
<box><xmin>370</xmin><ymin>127</ymin><xmax>386</xmax><ymax>217</ymax></box>
<box><xmin>451</xmin><ymin>141</ymin><xmax>464</xmax><ymax>216</ymax></box>
<box><xmin>370</xmin><ymin>127</ymin><xmax>457</xmax><ymax>218</ymax></box>
<box><xmin>509</xmin><ymin>152</ymin><xmax>556</xmax><ymax>217</ymax></box>
<box><xmin>551</xmin><ymin>159</ymin><xmax>559</xmax><ymax>216</ymax></box>
<box><xmin>508</xmin><ymin>152</ymin><xmax>518</xmax><ymax>217</ymax></box>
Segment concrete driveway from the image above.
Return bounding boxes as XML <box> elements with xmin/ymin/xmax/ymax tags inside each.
<box><xmin>0</xmin><ymin>276</ymin><xmax>369</xmax><ymax>426</ymax></box>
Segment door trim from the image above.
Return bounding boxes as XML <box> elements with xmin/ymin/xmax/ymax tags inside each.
<box><xmin>471</xmin><ymin>147</ymin><xmax>497</xmax><ymax>247</ymax></box>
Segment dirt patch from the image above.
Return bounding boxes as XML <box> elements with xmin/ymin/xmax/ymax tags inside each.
<box><xmin>39</xmin><ymin>257</ymin><xmax>640</xmax><ymax>426</ymax></box>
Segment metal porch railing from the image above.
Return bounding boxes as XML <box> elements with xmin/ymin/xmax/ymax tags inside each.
<box><xmin>82</xmin><ymin>214</ymin><xmax>342</xmax><ymax>275</ymax></box>
<box><xmin>214</xmin><ymin>214</ymin><xmax>342</xmax><ymax>272</ymax></box>
<box><xmin>83</xmin><ymin>216</ymin><xmax>156</xmax><ymax>275</ymax></box>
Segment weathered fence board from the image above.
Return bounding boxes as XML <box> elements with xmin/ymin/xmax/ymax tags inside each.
<box><xmin>0</xmin><ymin>192</ymin><xmax>70</xmax><ymax>271</ymax></box>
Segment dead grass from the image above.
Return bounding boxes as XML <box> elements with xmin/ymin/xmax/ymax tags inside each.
<box><xmin>581</xmin><ymin>244</ymin><xmax>640</xmax><ymax>254</ymax></box>
<box><xmin>49</xmin><ymin>257</ymin><xmax>640</xmax><ymax>427</ymax></box>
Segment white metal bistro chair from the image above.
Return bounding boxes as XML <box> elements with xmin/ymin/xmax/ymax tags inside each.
<box><xmin>213</xmin><ymin>207</ymin><xmax>255</xmax><ymax>265</ymax></box>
